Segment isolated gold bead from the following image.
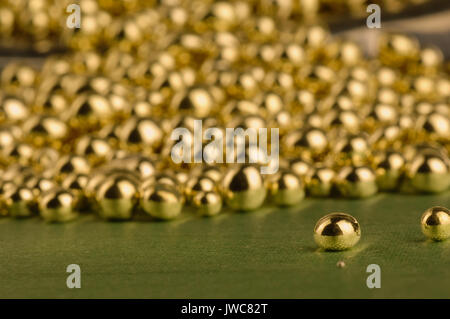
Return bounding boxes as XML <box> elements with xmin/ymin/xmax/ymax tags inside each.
<box><xmin>39</xmin><ymin>188</ymin><xmax>78</xmax><ymax>223</ymax></box>
<box><xmin>222</xmin><ymin>165</ymin><xmax>266</xmax><ymax>211</ymax></box>
<box><xmin>266</xmin><ymin>170</ymin><xmax>304</xmax><ymax>206</ymax></box>
<box><xmin>314</xmin><ymin>213</ymin><xmax>361</xmax><ymax>251</ymax></box>
<box><xmin>2</xmin><ymin>185</ymin><xmax>36</xmax><ymax>218</ymax></box>
<box><xmin>421</xmin><ymin>206</ymin><xmax>450</xmax><ymax>241</ymax></box>
<box><xmin>96</xmin><ymin>174</ymin><xmax>139</xmax><ymax>220</ymax></box>
<box><xmin>140</xmin><ymin>183</ymin><xmax>183</xmax><ymax>220</ymax></box>
<box><xmin>334</xmin><ymin>166</ymin><xmax>378</xmax><ymax>198</ymax></box>
<box><xmin>192</xmin><ymin>191</ymin><xmax>222</xmax><ymax>217</ymax></box>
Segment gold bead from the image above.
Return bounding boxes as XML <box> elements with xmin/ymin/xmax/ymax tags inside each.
<box><xmin>118</xmin><ymin>116</ymin><xmax>163</xmax><ymax>153</ymax></box>
<box><xmin>289</xmin><ymin>158</ymin><xmax>313</xmax><ymax>179</ymax></box>
<box><xmin>314</xmin><ymin>213</ymin><xmax>361</xmax><ymax>251</ymax></box>
<box><xmin>0</xmin><ymin>124</ymin><xmax>22</xmax><ymax>150</ymax></box>
<box><xmin>140</xmin><ymin>183</ymin><xmax>183</xmax><ymax>220</ymax></box>
<box><xmin>2</xmin><ymin>185</ymin><xmax>36</xmax><ymax>218</ymax></box>
<box><xmin>373</xmin><ymin>151</ymin><xmax>405</xmax><ymax>191</ymax></box>
<box><xmin>1</xmin><ymin>142</ymin><xmax>35</xmax><ymax>165</ymax></box>
<box><xmin>421</xmin><ymin>206</ymin><xmax>450</xmax><ymax>241</ymax></box>
<box><xmin>334</xmin><ymin>166</ymin><xmax>378</xmax><ymax>198</ymax></box>
<box><xmin>22</xmin><ymin>115</ymin><xmax>68</xmax><ymax>149</ymax></box>
<box><xmin>222</xmin><ymin>165</ymin><xmax>266</xmax><ymax>211</ymax></box>
<box><xmin>170</xmin><ymin>87</ymin><xmax>214</xmax><ymax>118</ymax></box>
<box><xmin>407</xmin><ymin>151</ymin><xmax>450</xmax><ymax>193</ymax></box>
<box><xmin>284</xmin><ymin>127</ymin><xmax>328</xmax><ymax>160</ymax></box>
<box><xmin>39</xmin><ymin>188</ymin><xmax>78</xmax><ymax>223</ymax></box>
<box><xmin>54</xmin><ymin>155</ymin><xmax>91</xmax><ymax>179</ymax></box>
<box><xmin>26</xmin><ymin>175</ymin><xmax>57</xmax><ymax>197</ymax></box>
<box><xmin>63</xmin><ymin>93</ymin><xmax>113</xmax><ymax>131</ymax></box>
<box><xmin>2</xmin><ymin>96</ymin><xmax>29</xmax><ymax>121</ymax></box>
<box><xmin>96</xmin><ymin>174</ymin><xmax>139</xmax><ymax>221</ymax></box>
<box><xmin>415</xmin><ymin>112</ymin><xmax>450</xmax><ymax>142</ymax></box>
<box><xmin>61</xmin><ymin>173</ymin><xmax>90</xmax><ymax>210</ymax></box>
<box><xmin>75</xmin><ymin>135</ymin><xmax>114</xmax><ymax>165</ymax></box>
<box><xmin>192</xmin><ymin>191</ymin><xmax>222</xmax><ymax>217</ymax></box>
<box><xmin>185</xmin><ymin>175</ymin><xmax>217</xmax><ymax>202</ymax></box>
<box><xmin>266</xmin><ymin>169</ymin><xmax>304</xmax><ymax>206</ymax></box>
<box><xmin>113</xmin><ymin>154</ymin><xmax>157</xmax><ymax>179</ymax></box>
<box><xmin>306</xmin><ymin>165</ymin><xmax>336</xmax><ymax>197</ymax></box>
<box><xmin>333</xmin><ymin>134</ymin><xmax>370</xmax><ymax>166</ymax></box>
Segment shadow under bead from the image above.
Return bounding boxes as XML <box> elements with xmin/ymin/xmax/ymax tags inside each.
<box><xmin>222</xmin><ymin>165</ymin><xmax>266</xmax><ymax>211</ymax></box>
<box><xmin>407</xmin><ymin>151</ymin><xmax>450</xmax><ymax>193</ymax></box>
<box><xmin>314</xmin><ymin>213</ymin><xmax>361</xmax><ymax>251</ymax></box>
<box><xmin>39</xmin><ymin>188</ymin><xmax>78</xmax><ymax>223</ymax></box>
<box><xmin>140</xmin><ymin>183</ymin><xmax>183</xmax><ymax>220</ymax></box>
<box><xmin>266</xmin><ymin>169</ymin><xmax>304</xmax><ymax>206</ymax></box>
<box><xmin>95</xmin><ymin>174</ymin><xmax>140</xmax><ymax>221</ymax></box>
<box><xmin>421</xmin><ymin>206</ymin><xmax>450</xmax><ymax>241</ymax></box>
<box><xmin>192</xmin><ymin>191</ymin><xmax>222</xmax><ymax>217</ymax></box>
<box><xmin>334</xmin><ymin>166</ymin><xmax>378</xmax><ymax>198</ymax></box>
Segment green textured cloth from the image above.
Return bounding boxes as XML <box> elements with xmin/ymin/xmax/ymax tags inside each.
<box><xmin>0</xmin><ymin>192</ymin><xmax>449</xmax><ymax>298</ymax></box>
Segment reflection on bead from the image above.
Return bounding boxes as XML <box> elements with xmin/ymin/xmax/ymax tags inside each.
<box><xmin>192</xmin><ymin>191</ymin><xmax>222</xmax><ymax>217</ymax></box>
<box><xmin>334</xmin><ymin>166</ymin><xmax>378</xmax><ymax>198</ymax></box>
<box><xmin>39</xmin><ymin>188</ymin><xmax>78</xmax><ymax>222</ymax></box>
<box><xmin>96</xmin><ymin>174</ymin><xmax>139</xmax><ymax>220</ymax></box>
<box><xmin>2</xmin><ymin>185</ymin><xmax>36</xmax><ymax>218</ymax></box>
<box><xmin>306</xmin><ymin>165</ymin><xmax>335</xmax><ymax>197</ymax></box>
<box><xmin>314</xmin><ymin>213</ymin><xmax>361</xmax><ymax>251</ymax></box>
<box><xmin>140</xmin><ymin>183</ymin><xmax>183</xmax><ymax>220</ymax></box>
<box><xmin>222</xmin><ymin>165</ymin><xmax>266</xmax><ymax>211</ymax></box>
<box><xmin>421</xmin><ymin>206</ymin><xmax>450</xmax><ymax>241</ymax></box>
<box><xmin>407</xmin><ymin>151</ymin><xmax>450</xmax><ymax>193</ymax></box>
<box><xmin>266</xmin><ymin>170</ymin><xmax>304</xmax><ymax>206</ymax></box>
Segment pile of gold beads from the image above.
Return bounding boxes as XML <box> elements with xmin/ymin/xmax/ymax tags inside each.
<box><xmin>0</xmin><ymin>1</ymin><xmax>449</xmax><ymax>226</ymax></box>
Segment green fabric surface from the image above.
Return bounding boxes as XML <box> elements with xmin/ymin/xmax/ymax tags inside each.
<box><xmin>0</xmin><ymin>192</ymin><xmax>449</xmax><ymax>298</ymax></box>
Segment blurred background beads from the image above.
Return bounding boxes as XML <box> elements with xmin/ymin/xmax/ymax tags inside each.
<box><xmin>266</xmin><ymin>169</ymin><xmax>305</xmax><ymax>206</ymax></box>
<box><xmin>0</xmin><ymin>0</ymin><xmax>448</xmax><ymax>224</ymax></box>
